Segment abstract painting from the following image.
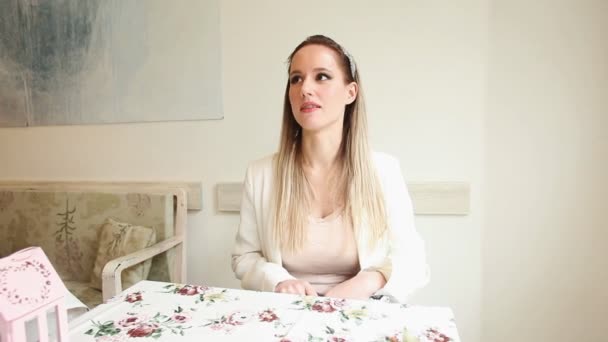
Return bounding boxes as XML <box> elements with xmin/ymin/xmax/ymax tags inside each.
<box><xmin>0</xmin><ymin>0</ymin><xmax>222</xmax><ymax>127</ymax></box>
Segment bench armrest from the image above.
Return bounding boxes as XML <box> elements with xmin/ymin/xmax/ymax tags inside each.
<box><xmin>101</xmin><ymin>235</ymin><xmax>184</xmax><ymax>302</ymax></box>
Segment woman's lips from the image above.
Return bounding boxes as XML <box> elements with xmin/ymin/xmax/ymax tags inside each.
<box><xmin>300</xmin><ymin>102</ymin><xmax>321</xmax><ymax>113</ymax></box>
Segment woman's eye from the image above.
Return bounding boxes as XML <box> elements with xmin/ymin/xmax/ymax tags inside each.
<box><xmin>290</xmin><ymin>75</ymin><xmax>302</xmax><ymax>84</ymax></box>
<box><xmin>317</xmin><ymin>73</ymin><xmax>330</xmax><ymax>81</ymax></box>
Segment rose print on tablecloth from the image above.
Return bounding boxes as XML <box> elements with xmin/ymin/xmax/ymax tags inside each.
<box><xmin>84</xmin><ymin>306</ymin><xmax>193</xmax><ymax>340</ymax></box>
<box><xmin>424</xmin><ymin>327</ymin><xmax>451</xmax><ymax>342</ymax></box>
<box><xmin>162</xmin><ymin>283</ymin><xmax>209</xmax><ymax>296</ymax></box>
<box><xmin>306</xmin><ymin>325</ymin><xmax>352</xmax><ymax>342</ymax></box>
<box><xmin>163</xmin><ymin>284</ymin><xmax>239</xmax><ymax>306</ymax></box>
<box><xmin>258</xmin><ymin>309</ymin><xmax>279</xmax><ymax>322</ymax></box>
<box><xmin>339</xmin><ymin>306</ymin><xmax>369</xmax><ymax>325</ymax></box>
<box><xmin>75</xmin><ymin>281</ymin><xmax>460</xmax><ymax>341</ymax></box>
<box><xmin>292</xmin><ymin>297</ymin><xmax>346</xmax><ymax>313</ymax></box>
<box><xmin>292</xmin><ymin>297</ymin><xmax>370</xmax><ymax>326</ymax></box>
<box><xmin>202</xmin><ymin>311</ymin><xmax>252</xmax><ymax>333</ymax></box>
<box><xmin>257</xmin><ymin>308</ymin><xmax>296</xmax><ymax>339</ymax></box>
<box><xmin>161</xmin><ymin>283</ymin><xmax>237</xmax><ymax>306</ymax></box>
<box><xmin>125</xmin><ymin>291</ymin><xmax>142</xmax><ymax>303</ymax></box>
<box><xmin>375</xmin><ymin>326</ymin><xmax>453</xmax><ymax>342</ymax></box>
<box><xmin>122</xmin><ymin>291</ymin><xmax>148</xmax><ymax>308</ymax></box>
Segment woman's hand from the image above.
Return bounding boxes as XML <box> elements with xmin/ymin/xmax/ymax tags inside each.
<box><xmin>324</xmin><ymin>271</ymin><xmax>387</xmax><ymax>300</ymax></box>
<box><xmin>275</xmin><ymin>279</ymin><xmax>318</xmax><ymax>296</ymax></box>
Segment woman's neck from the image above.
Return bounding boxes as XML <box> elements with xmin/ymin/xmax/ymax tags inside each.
<box><xmin>301</xmin><ymin>129</ymin><xmax>342</xmax><ymax>170</ymax></box>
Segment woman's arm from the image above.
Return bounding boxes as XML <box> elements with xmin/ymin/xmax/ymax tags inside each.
<box><xmin>373</xmin><ymin>154</ymin><xmax>430</xmax><ymax>302</ymax></box>
<box><xmin>275</xmin><ymin>279</ymin><xmax>318</xmax><ymax>296</ymax></box>
<box><xmin>323</xmin><ymin>155</ymin><xmax>429</xmax><ymax>302</ymax></box>
<box><xmin>324</xmin><ymin>270</ymin><xmax>386</xmax><ymax>300</ymax></box>
<box><xmin>231</xmin><ymin>164</ymin><xmax>295</xmax><ymax>292</ymax></box>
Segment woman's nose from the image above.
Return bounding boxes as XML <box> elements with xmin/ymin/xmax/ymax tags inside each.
<box><xmin>300</xmin><ymin>78</ymin><xmax>313</xmax><ymax>97</ymax></box>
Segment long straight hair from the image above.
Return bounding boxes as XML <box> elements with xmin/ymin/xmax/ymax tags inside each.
<box><xmin>273</xmin><ymin>35</ymin><xmax>388</xmax><ymax>253</ymax></box>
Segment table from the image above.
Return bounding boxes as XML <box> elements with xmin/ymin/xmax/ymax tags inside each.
<box><xmin>69</xmin><ymin>281</ymin><xmax>460</xmax><ymax>342</ymax></box>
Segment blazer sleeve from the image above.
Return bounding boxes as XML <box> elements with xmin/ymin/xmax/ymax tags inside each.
<box><xmin>231</xmin><ymin>163</ymin><xmax>295</xmax><ymax>292</ymax></box>
<box><xmin>373</xmin><ymin>155</ymin><xmax>430</xmax><ymax>303</ymax></box>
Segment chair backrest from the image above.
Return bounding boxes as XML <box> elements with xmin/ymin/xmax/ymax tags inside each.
<box><xmin>0</xmin><ymin>247</ymin><xmax>68</xmax><ymax>342</ymax></box>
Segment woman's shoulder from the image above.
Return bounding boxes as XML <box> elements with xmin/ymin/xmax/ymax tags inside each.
<box><xmin>247</xmin><ymin>153</ymin><xmax>276</xmax><ymax>170</ymax></box>
<box><xmin>371</xmin><ymin>151</ymin><xmax>401</xmax><ymax>171</ymax></box>
<box><xmin>244</xmin><ymin>153</ymin><xmax>276</xmax><ymax>181</ymax></box>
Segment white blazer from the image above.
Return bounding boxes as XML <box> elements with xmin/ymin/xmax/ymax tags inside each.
<box><xmin>231</xmin><ymin>151</ymin><xmax>429</xmax><ymax>303</ymax></box>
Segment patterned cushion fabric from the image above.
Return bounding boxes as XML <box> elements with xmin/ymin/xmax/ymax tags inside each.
<box><xmin>64</xmin><ymin>280</ymin><xmax>103</xmax><ymax>309</ymax></box>
<box><xmin>89</xmin><ymin>218</ymin><xmax>156</xmax><ymax>291</ymax></box>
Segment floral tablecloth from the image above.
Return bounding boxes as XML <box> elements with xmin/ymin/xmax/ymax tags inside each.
<box><xmin>68</xmin><ymin>281</ymin><xmax>460</xmax><ymax>342</ymax></box>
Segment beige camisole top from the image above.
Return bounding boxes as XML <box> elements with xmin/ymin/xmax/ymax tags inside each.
<box><xmin>282</xmin><ymin>209</ymin><xmax>360</xmax><ymax>295</ymax></box>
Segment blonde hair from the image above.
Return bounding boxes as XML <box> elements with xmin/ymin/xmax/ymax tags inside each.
<box><xmin>273</xmin><ymin>35</ymin><xmax>388</xmax><ymax>253</ymax></box>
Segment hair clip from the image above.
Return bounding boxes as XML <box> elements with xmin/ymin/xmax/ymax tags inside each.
<box><xmin>343</xmin><ymin>50</ymin><xmax>356</xmax><ymax>79</ymax></box>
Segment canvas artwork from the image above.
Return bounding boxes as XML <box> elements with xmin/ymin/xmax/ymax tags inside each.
<box><xmin>0</xmin><ymin>0</ymin><xmax>222</xmax><ymax>127</ymax></box>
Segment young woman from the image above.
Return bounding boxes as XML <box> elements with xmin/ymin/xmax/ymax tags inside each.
<box><xmin>232</xmin><ymin>35</ymin><xmax>429</xmax><ymax>302</ymax></box>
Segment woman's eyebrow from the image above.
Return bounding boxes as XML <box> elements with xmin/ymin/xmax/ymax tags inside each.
<box><xmin>289</xmin><ymin>67</ymin><xmax>332</xmax><ymax>76</ymax></box>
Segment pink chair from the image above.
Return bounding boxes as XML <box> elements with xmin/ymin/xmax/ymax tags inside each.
<box><xmin>0</xmin><ymin>247</ymin><xmax>68</xmax><ymax>342</ymax></box>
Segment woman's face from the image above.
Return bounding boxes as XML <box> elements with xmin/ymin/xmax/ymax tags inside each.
<box><xmin>288</xmin><ymin>44</ymin><xmax>357</xmax><ymax>134</ymax></box>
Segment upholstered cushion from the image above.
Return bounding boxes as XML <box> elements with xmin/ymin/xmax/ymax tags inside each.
<box><xmin>89</xmin><ymin>218</ymin><xmax>156</xmax><ymax>291</ymax></box>
<box><xmin>64</xmin><ymin>280</ymin><xmax>103</xmax><ymax>309</ymax></box>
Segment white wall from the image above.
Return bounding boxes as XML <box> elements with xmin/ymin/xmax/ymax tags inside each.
<box><xmin>18</xmin><ymin>1</ymin><xmax>608</xmax><ymax>341</ymax></box>
<box><xmin>1</xmin><ymin>1</ymin><xmax>487</xmax><ymax>341</ymax></box>
<box><xmin>484</xmin><ymin>1</ymin><xmax>608</xmax><ymax>341</ymax></box>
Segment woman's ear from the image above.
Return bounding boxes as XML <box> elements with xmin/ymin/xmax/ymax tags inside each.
<box><xmin>346</xmin><ymin>82</ymin><xmax>358</xmax><ymax>105</ymax></box>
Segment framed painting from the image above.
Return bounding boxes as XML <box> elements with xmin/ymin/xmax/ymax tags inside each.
<box><xmin>0</xmin><ymin>0</ymin><xmax>222</xmax><ymax>127</ymax></box>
